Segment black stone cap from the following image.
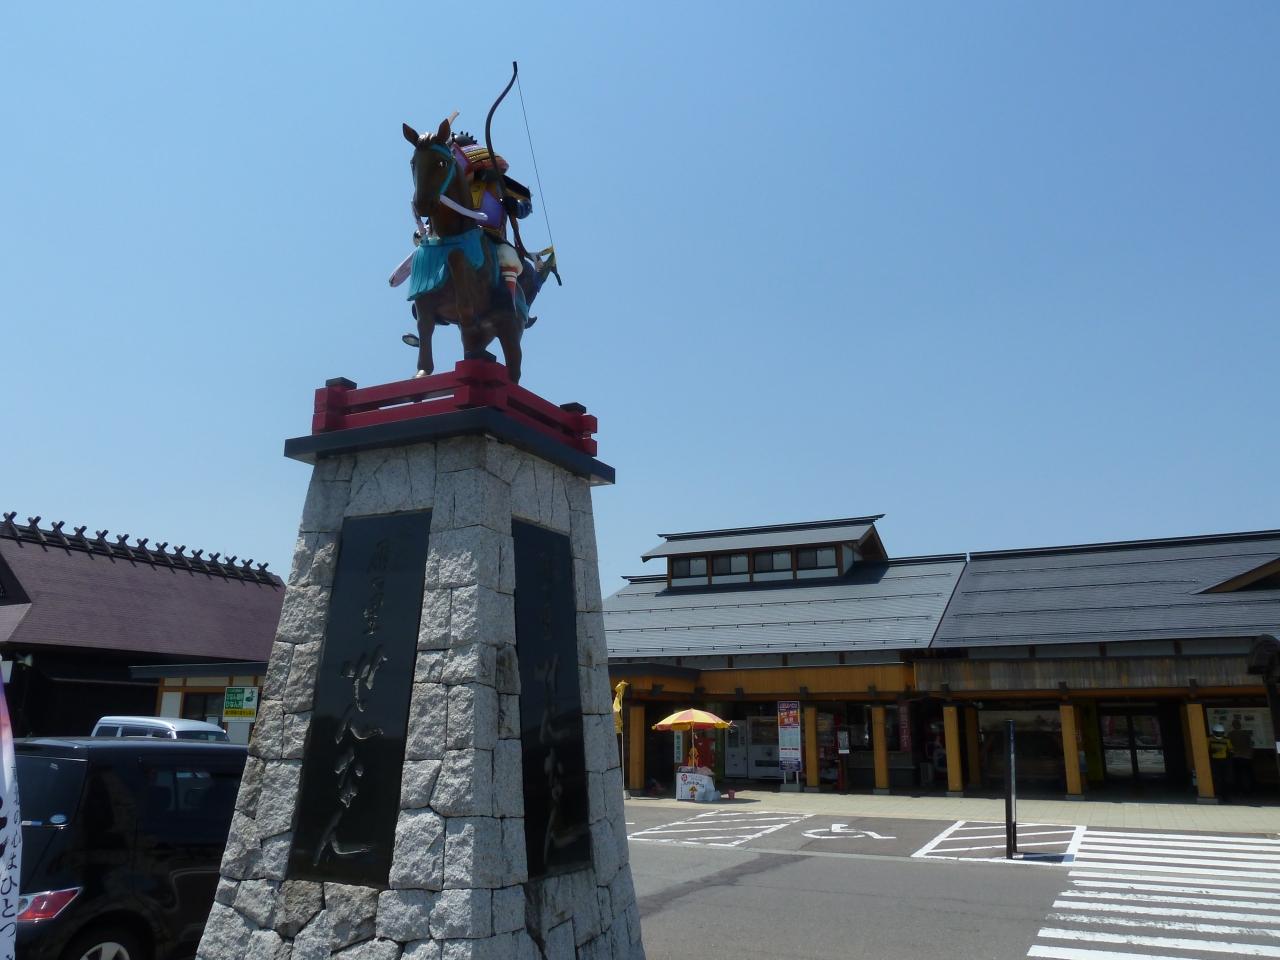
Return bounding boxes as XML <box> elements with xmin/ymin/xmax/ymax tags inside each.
<box><xmin>284</xmin><ymin>407</ymin><xmax>615</xmax><ymax>486</ymax></box>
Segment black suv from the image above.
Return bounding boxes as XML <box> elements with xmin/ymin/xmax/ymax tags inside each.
<box><xmin>16</xmin><ymin>738</ymin><xmax>246</xmax><ymax>960</ymax></box>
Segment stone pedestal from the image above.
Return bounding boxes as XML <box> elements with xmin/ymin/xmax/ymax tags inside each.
<box><xmin>198</xmin><ymin>425</ymin><xmax>643</xmax><ymax>960</ymax></box>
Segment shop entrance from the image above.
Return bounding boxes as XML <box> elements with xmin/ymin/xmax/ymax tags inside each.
<box><xmin>1099</xmin><ymin>708</ymin><xmax>1167</xmax><ymax>781</ymax></box>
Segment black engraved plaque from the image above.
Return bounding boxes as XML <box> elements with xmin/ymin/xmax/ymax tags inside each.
<box><xmin>512</xmin><ymin>520</ymin><xmax>592</xmax><ymax>879</ymax></box>
<box><xmin>287</xmin><ymin>510</ymin><xmax>431</xmax><ymax>885</ymax></box>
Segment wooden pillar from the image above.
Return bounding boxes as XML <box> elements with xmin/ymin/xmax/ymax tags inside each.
<box><xmin>1179</xmin><ymin>704</ymin><xmax>1195</xmax><ymax>772</ymax></box>
<box><xmin>871</xmin><ymin>705</ymin><xmax>890</xmax><ymax>794</ymax></box>
<box><xmin>1060</xmin><ymin>703</ymin><xmax>1083</xmax><ymax>797</ymax></box>
<box><xmin>627</xmin><ymin>704</ymin><xmax>646</xmax><ymax>792</ymax></box>
<box><xmin>964</xmin><ymin>706</ymin><xmax>982</xmax><ymax>788</ymax></box>
<box><xmin>1186</xmin><ymin>702</ymin><xmax>1216</xmax><ymax>802</ymax></box>
<box><xmin>943</xmin><ymin>704</ymin><xmax>964</xmax><ymax>795</ymax></box>
<box><xmin>804</xmin><ymin>706</ymin><xmax>820</xmax><ymax>789</ymax></box>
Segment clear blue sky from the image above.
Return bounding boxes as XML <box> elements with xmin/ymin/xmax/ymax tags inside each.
<box><xmin>3</xmin><ymin>4</ymin><xmax>1277</xmax><ymax>595</ymax></box>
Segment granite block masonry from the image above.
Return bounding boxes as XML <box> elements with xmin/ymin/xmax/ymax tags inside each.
<box><xmin>199</xmin><ymin>434</ymin><xmax>643</xmax><ymax>960</ymax></box>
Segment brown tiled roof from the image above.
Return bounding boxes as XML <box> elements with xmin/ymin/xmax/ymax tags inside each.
<box><xmin>0</xmin><ymin>513</ymin><xmax>284</xmax><ymax>661</ymax></box>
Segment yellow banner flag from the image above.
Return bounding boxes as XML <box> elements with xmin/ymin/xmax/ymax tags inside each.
<box><xmin>612</xmin><ymin>681</ymin><xmax>629</xmax><ymax>733</ymax></box>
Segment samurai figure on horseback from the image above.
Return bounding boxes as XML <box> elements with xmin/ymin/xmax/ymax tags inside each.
<box><xmin>391</xmin><ymin>63</ymin><xmax>559</xmax><ymax>385</ymax></box>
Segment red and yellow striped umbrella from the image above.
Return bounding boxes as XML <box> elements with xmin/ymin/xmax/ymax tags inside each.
<box><xmin>651</xmin><ymin>709</ymin><xmax>732</xmax><ymax>732</ymax></box>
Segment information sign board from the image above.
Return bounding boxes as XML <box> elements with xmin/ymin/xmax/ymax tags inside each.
<box><xmin>778</xmin><ymin>700</ymin><xmax>802</xmax><ymax>772</ymax></box>
<box><xmin>223</xmin><ymin>686</ymin><xmax>259</xmax><ymax>719</ymax></box>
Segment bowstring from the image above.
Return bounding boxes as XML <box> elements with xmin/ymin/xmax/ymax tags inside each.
<box><xmin>515</xmin><ymin>72</ymin><xmax>556</xmax><ymax>257</ymax></box>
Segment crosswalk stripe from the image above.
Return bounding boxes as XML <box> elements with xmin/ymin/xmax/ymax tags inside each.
<box><xmin>1072</xmin><ymin>851</ymin><xmax>1280</xmax><ymax>876</ymax></box>
<box><xmin>1080</xmin><ymin>842</ymin><xmax>1280</xmax><ymax>862</ymax></box>
<box><xmin>1047</xmin><ymin>911</ymin><xmax>1280</xmax><ymax>938</ymax></box>
<box><xmin>1053</xmin><ymin>898</ymin><xmax>1280</xmax><ymax>923</ymax></box>
<box><xmin>1029</xmin><ymin>946</ymin><xmax>1203</xmax><ymax>960</ymax></box>
<box><xmin>1086</xmin><ymin>830</ymin><xmax>1280</xmax><ymax>846</ymax></box>
<box><xmin>1070</xmin><ymin>870</ymin><xmax>1280</xmax><ymax>891</ymax></box>
<box><xmin>1039</xmin><ymin>926</ymin><xmax>1280</xmax><ymax>957</ymax></box>
<box><xmin>1030</xmin><ymin>827</ymin><xmax>1280</xmax><ymax>960</ymax></box>
<box><xmin>1063</xmin><ymin>888</ymin><xmax>1280</xmax><ymax>910</ymax></box>
<box><xmin>1078</xmin><ymin>835</ymin><xmax>1280</xmax><ymax>853</ymax></box>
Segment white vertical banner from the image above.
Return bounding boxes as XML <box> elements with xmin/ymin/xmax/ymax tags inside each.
<box><xmin>777</xmin><ymin>700</ymin><xmax>802</xmax><ymax>772</ymax></box>
<box><xmin>0</xmin><ymin>678</ymin><xmax>20</xmax><ymax>960</ymax></box>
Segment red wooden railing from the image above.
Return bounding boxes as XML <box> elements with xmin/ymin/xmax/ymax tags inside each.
<box><xmin>311</xmin><ymin>359</ymin><xmax>598</xmax><ymax>457</ymax></box>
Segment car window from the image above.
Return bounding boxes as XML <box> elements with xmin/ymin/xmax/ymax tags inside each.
<box><xmin>16</xmin><ymin>755</ymin><xmax>86</xmax><ymax>826</ymax></box>
<box><xmin>93</xmin><ymin>725</ymin><xmax>121</xmax><ymax>737</ymax></box>
<box><xmin>140</xmin><ymin>764</ymin><xmax>239</xmax><ymax>844</ymax></box>
<box><xmin>121</xmin><ymin>725</ymin><xmax>155</xmax><ymax>737</ymax></box>
<box><xmin>176</xmin><ymin>730</ymin><xmax>229</xmax><ymax>742</ymax></box>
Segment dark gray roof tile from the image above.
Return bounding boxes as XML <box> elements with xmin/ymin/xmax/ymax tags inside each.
<box><xmin>605</xmin><ymin>558</ymin><xmax>965</xmax><ymax>658</ymax></box>
<box><xmin>934</xmin><ymin>533</ymin><xmax>1280</xmax><ymax>648</ymax></box>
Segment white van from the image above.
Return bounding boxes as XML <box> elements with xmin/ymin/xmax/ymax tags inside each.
<box><xmin>91</xmin><ymin>715</ymin><xmax>230</xmax><ymax>742</ymax></box>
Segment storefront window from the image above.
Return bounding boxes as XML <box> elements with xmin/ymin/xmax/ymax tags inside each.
<box><xmin>842</xmin><ymin>705</ymin><xmax>904</xmax><ymax>752</ymax></box>
<box><xmin>978</xmin><ymin>707</ymin><xmax>1064</xmax><ymax>788</ymax></box>
<box><xmin>181</xmin><ymin>691</ymin><xmax>224</xmax><ymax>725</ymax></box>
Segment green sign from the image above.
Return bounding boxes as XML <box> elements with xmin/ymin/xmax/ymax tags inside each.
<box><xmin>223</xmin><ymin>686</ymin><xmax>260</xmax><ymax>719</ymax></box>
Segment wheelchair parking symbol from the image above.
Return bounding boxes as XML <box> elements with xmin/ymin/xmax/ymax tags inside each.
<box><xmin>802</xmin><ymin>823</ymin><xmax>897</xmax><ymax>841</ymax></box>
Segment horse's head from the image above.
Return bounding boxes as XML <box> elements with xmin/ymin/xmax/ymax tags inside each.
<box><xmin>403</xmin><ymin>117</ymin><xmax>457</xmax><ymax>218</ymax></box>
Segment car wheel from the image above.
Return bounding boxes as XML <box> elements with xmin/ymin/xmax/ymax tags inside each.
<box><xmin>60</xmin><ymin>925</ymin><xmax>145</xmax><ymax>960</ymax></box>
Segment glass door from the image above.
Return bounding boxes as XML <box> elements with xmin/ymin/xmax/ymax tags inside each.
<box><xmin>1131</xmin><ymin>714</ymin><xmax>1166</xmax><ymax>777</ymax></box>
<box><xmin>1100</xmin><ymin>710</ymin><xmax>1167</xmax><ymax>780</ymax></box>
<box><xmin>1102</xmin><ymin>713</ymin><xmax>1135</xmax><ymax>779</ymax></box>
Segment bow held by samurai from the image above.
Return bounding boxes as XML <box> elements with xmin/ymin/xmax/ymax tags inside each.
<box><xmin>390</xmin><ymin>69</ymin><xmax>559</xmax><ymax>386</ymax></box>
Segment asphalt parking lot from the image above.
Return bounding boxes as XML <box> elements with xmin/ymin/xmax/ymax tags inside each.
<box><xmin>625</xmin><ymin>801</ymin><xmax>952</xmax><ymax>859</ymax></box>
<box><xmin>626</xmin><ymin>799</ymin><xmax>1280</xmax><ymax>960</ymax></box>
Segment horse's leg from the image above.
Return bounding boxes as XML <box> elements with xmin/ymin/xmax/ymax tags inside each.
<box><xmin>460</xmin><ymin>325</ymin><xmax>491</xmax><ymax>363</ymax></box>
<box><xmin>496</xmin><ymin>318</ymin><xmax>523</xmax><ymax>384</ymax></box>
<box><xmin>447</xmin><ymin>249</ymin><xmax>490</xmax><ymax>361</ymax></box>
<box><xmin>413</xmin><ymin>297</ymin><xmax>436</xmax><ymax>378</ymax></box>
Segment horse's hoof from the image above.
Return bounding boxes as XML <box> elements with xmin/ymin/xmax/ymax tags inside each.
<box><xmin>414</xmin><ymin>369</ymin><xmax>429</xmax><ymax>379</ymax></box>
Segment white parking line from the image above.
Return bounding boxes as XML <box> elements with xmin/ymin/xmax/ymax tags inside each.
<box><xmin>911</xmin><ymin>819</ymin><xmax>968</xmax><ymax>858</ymax></box>
<box><xmin>914</xmin><ymin>819</ymin><xmax>1079</xmax><ymax>864</ymax></box>
<box><xmin>629</xmin><ymin>810</ymin><xmax>811</xmax><ymax>848</ymax></box>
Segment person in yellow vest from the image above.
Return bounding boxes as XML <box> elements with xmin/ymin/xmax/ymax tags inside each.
<box><xmin>1208</xmin><ymin>723</ymin><xmax>1234</xmax><ymax>801</ymax></box>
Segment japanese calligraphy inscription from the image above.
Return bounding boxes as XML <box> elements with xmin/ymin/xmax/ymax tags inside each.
<box><xmin>288</xmin><ymin>510</ymin><xmax>431</xmax><ymax>885</ymax></box>
<box><xmin>512</xmin><ymin>519</ymin><xmax>592</xmax><ymax>879</ymax></box>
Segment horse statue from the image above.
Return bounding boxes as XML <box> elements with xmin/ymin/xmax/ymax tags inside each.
<box><xmin>401</xmin><ymin>115</ymin><xmax>556</xmax><ymax>385</ymax></box>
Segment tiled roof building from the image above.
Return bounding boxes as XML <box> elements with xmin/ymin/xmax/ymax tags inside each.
<box><xmin>605</xmin><ymin>517</ymin><xmax>1280</xmax><ymax>803</ymax></box>
<box><xmin>0</xmin><ymin>513</ymin><xmax>283</xmax><ymax>736</ymax></box>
